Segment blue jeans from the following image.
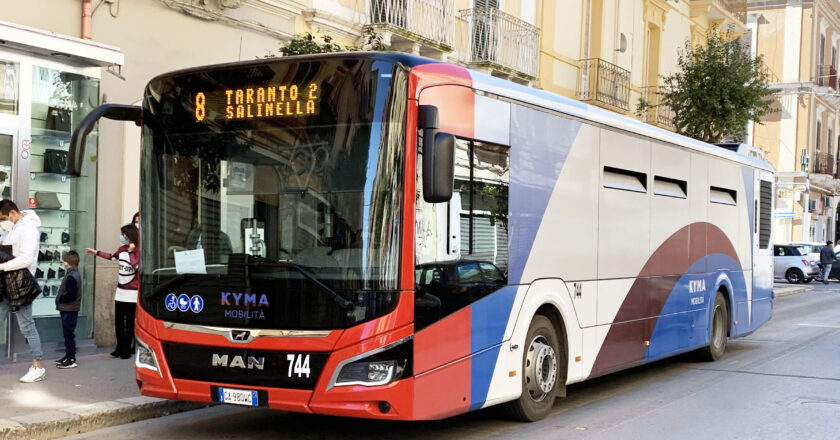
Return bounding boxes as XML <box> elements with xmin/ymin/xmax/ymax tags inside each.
<box><xmin>822</xmin><ymin>263</ymin><xmax>833</xmax><ymax>282</ymax></box>
<box><xmin>0</xmin><ymin>301</ymin><xmax>43</xmax><ymax>361</ymax></box>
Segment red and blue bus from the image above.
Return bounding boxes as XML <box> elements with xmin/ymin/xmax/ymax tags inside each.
<box><xmin>70</xmin><ymin>53</ymin><xmax>774</xmax><ymax>421</ymax></box>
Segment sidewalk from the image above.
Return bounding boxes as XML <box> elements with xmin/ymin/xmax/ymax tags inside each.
<box><xmin>0</xmin><ymin>351</ymin><xmax>204</xmax><ymax>440</ymax></box>
<box><xmin>773</xmin><ymin>283</ymin><xmax>814</xmax><ymax>298</ymax></box>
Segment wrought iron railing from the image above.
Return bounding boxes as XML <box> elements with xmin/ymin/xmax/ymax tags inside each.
<box><xmin>369</xmin><ymin>0</ymin><xmax>454</xmax><ymax>48</ymax></box>
<box><xmin>641</xmin><ymin>86</ymin><xmax>676</xmax><ymax>130</ymax></box>
<box><xmin>812</xmin><ymin>152</ymin><xmax>838</xmax><ymax>177</ymax></box>
<box><xmin>817</xmin><ymin>65</ymin><xmax>839</xmax><ymax>91</ymax></box>
<box><xmin>458</xmin><ymin>6</ymin><xmax>540</xmax><ymax>78</ymax></box>
<box><xmin>712</xmin><ymin>0</ymin><xmax>746</xmax><ymax>24</ymax></box>
<box><xmin>577</xmin><ymin>58</ymin><xmax>631</xmax><ymax>111</ymax></box>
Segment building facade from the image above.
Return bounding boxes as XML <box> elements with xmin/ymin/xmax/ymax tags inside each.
<box><xmin>748</xmin><ymin>0</ymin><xmax>840</xmax><ymax>244</ymax></box>
<box><xmin>538</xmin><ymin>0</ymin><xmax>746</xmax><ymax>124</ymax></box>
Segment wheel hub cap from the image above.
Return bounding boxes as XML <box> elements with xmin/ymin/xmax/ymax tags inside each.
<box><xmin>525</xmin><ymin>336</ymin><xmax>557</xmax><ymax>402</ymax></box>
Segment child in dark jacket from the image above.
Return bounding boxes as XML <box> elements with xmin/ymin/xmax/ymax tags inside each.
<box><xmin>55</xmin><ymin>250</ymin><xmax>82</xmax><ymax>369</ymax></box>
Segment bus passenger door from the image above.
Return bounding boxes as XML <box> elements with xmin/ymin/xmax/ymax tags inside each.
<box><xmin>750</xmin><ymin>170</ymin><xmax>774</xmax><ymax>330</ymax></box>
<box><xmin>412</xmin><ymin>84</ymin><xmax>516</xmax><ymax>418</ymax></box>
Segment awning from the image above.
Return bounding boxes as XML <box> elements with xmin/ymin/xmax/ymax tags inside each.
<box><xmin>0</xmin><ymin>20</ymin><xmax>123</xmax><ymax>67</ymax></box>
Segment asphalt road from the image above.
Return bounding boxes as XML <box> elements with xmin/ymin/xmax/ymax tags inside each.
<box><xmin>68</xmin><ymin>284</ymin><xmax>840</xmax><ymax>440</ymax></box>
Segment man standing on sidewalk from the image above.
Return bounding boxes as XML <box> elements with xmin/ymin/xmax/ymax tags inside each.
<box><xmin>0</xmin><ymin>200</ymin><xmax>45</xmax><ymax>382</ymax></box>
<box><xmin>819</xmin><ymin>241</ymin><xmax>835</xmax><ymax>285</ymax></box>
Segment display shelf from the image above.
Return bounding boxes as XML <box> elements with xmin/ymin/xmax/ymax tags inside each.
<box><xmin>30</xmin><ymin>209</ymin><xmax>86</xmax><ymax>213</ymax></box>
<box><xmin>30</xmin><ymin>172</ymin><xmax>87</xmax><ymax>178</ymax></box>
<box><xmin>30</xmin><ymin>127</ymin><xmax>71</xmax><ymax>140</ymax></box>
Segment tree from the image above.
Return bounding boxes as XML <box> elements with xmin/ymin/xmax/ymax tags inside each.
<box><xmin>638</xmin><ymin>26</ymin><xmax>773</xmax><ymax>143</ymax></box>
<box><xmin>267</xmin><ymin>28</ymin><xmax>387</xmax><ymax>57</ymax></box>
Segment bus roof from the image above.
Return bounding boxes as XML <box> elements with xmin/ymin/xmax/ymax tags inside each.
<box><xmin>145</xmin><ymin>52</ymin><xmax>773</xmax><ymax>173</ymax></box>
<box><xmin>463</xmin><ymin>69</ymin><xmax>774</xmax><ymax>173</ymax></box>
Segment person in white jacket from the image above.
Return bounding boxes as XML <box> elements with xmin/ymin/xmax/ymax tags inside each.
<box><xmin>0</xmin><ymin>200</ymin><xmax>45</xmax><ymax>382</ymax></box>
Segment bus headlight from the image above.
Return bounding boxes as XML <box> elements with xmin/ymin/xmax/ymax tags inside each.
<box><xmin>330</xmin><ymin>337</ymin><xmax>412</xmax><ymax>388</ymax></box>
<box><xmin>135</xmin><ymin>336</ymin><xmax>161</xmax><ymax>375</ymax></box>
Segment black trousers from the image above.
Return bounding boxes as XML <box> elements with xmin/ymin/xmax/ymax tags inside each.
<box><xmin>60</xmin><ymin>311</ymin><xmax>78</xmax><ymax>358</ymax></box>
<box><xmin>114</xmin><ymin>300</ymin><xmax>136</xmax><ymax>356</ymax></box>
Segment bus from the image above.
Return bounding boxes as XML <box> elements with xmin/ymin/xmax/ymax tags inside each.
<box><xmin>69</xmin><ymin>53</ymin><xmax>774</xmax><ymax>421</ymax></box>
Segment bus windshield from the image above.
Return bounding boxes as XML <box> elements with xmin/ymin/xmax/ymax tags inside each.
<box><xmin>139</xmin><ymin>57</ymin><xmax>407</xmax><ymax>329</ymax></box>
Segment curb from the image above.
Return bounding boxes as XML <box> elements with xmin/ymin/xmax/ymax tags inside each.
<box><xmin>773</xmin><ymin>285</ymin><xmax>814</xmax><ymax>298</ymax></box>
<box><xmin>0</xmin><ymin>396</ymin><xmax>207</xmax><ymax>440</ymax></box>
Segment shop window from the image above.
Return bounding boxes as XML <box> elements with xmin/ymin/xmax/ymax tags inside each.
<box><xmin>0</xmin><ymin>134</ymin><xmax>11</xmax><ymax>198</ymax></box>
<box><xmin>0</xmin><ymin>60</ymin><xmax>18</xmax><ymax>115</ymax></box>
<box><xmin>29</xmin><ymin>66</ymin><xmax>99</xmax><ymax>325</ymax></box>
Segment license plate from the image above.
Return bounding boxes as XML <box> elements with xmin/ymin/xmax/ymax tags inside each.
<box><xmin>218</xmin><ymin>387</ymin><xmax>258</xmax><ymax>406</ymax></box>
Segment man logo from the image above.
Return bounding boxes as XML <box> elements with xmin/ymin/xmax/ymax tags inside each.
<box><xmin>211</xmin><ymin>353</ymin><xmax>265</xmax><ymax>370</ymax></box>
<box><xmin>231</xmin><ymin>330</ymin><xmax>251</xmax><ymax>342</ymax></box>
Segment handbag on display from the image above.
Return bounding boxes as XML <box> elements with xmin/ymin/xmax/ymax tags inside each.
<box><xmin>61</xmin><ymin>231</ymin><xmax>70</xmax><ymax>244</ymax></box>
<box><xmin>34</xmin><ymin>192</ymin><xmax>62</xmax><ymax>209</ymax></box>
<box><xmin>43</xmin><ymin>149</ymin><xmax>70</xmax><ymax>174</ymax></box>
<box><xmin>45</xmin><ymin>107</ymin><xmax>72</xmax><ymax>132</ymax></box>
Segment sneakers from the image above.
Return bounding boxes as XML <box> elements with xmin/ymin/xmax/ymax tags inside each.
<box><xmin>19</xmin><ymin>366</ymin><xmax>46</xmax><ymax>383</ymax></box>
<box><xmin>56</xmin><ymin>357</ymin><xmax>77</xmax><ymax>369</ymax></box>
<box><xmin>54</xmin><ymin>355</ymin><xmax>68</xmax><ymax>365</ymax></box>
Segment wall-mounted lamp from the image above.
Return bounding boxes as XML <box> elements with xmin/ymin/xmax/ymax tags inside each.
<box><xmin>616</xmin><ymin>33</ymin><xmax>627</xmax><ymax>53</ymax></box>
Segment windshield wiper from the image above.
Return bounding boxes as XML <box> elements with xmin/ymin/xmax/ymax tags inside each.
<box><xmin>248</xmin><ymin>259</ymin><xmax>354</xmax><ymax>309</ymax></box>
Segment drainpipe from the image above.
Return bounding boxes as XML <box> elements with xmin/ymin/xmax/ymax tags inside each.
<box><xmin>82</xmin><ymin>0</ymin><xmax>93</xmax><ymax>40</ymax></box>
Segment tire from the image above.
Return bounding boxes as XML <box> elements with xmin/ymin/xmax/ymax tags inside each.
<box><xmin>501</xmin><ymin>315</ymin><xmax>561</xmax><ymax>422</ymax></box>
<box><xmin>699</xmin><ymin>291</ymin><xmax>729</xmax><ymax>362</ymax></box>
<box><xmin>785</xmin><ymin>268</ymin><xmax>804</xmax><ymax>284</ymax></box>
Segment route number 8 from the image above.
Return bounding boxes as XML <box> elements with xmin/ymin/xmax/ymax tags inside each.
<box><xmin>195</xmin><ymin>92</ymin><xmax>206</xmax><ymax>121</ymax></box>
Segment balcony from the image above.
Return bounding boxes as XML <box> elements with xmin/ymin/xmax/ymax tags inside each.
<box><xmin>641</xmin><ymin>86</ymin><xmax>676</xmax><ymax>130</ymax></box>
<box><xmin>368</xmin><ymin>0</ymin><xmax>455</xmax><ymax>53</ymax></box>
<box><xmin>689</xmin><ymin>0</ymin><xmax>746</xmax><ymax>31</ymax></box>
<box><xmin>577</xmin><ymin>58</ymin><xmax>631</xmax><ymax>112</ymax></box>
<box><xmin>811</xmin><ymin>152</ymin><xmax>840</xmax><ymax>178</ymax></box>
<box><xmin>457</xmin><ymin>6</ymin><xmax>540</xmax><ymax>80</ymax></box>
<box><xmin>817</xmin><ymin>65</ymin><xmax>839</xmax><ymax>92</ymax></box>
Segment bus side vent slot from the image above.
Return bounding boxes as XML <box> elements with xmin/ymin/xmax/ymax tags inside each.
<box><xmin>758</xmin><ymin>180</ymin><xmax>773</xmax><ymax>248</ymax></box>
<box><xmin>653</xmin><ymin>176</ymin><xmax>687</xmax><ymax>199</ymax></box>
<box><xmin>709</xmin><ymin>186</ymin><xmax>737</xmax><ymax>206</ymax></box>
<box><xmin>603</xmin><ymin>166</ymin><xmax>647</xmax><ymax>193</ymax></box>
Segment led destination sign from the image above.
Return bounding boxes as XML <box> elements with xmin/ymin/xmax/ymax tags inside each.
<box><xmin>194</xmin><ymin>83</ymin><xmax>319</xmax><ymax>122</ymax></box>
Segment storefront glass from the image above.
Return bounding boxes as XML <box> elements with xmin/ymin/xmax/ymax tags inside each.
<box><xmin>0</xmin><ymin>60</ymin><xmax>18</xmax><ymax>115</ymax></box>
<box><xmin>28</xmin><ymin>66</ymin><xmax>99</xmax><ymax>342</ymax></box>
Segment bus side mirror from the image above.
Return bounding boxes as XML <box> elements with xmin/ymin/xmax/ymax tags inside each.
<box><xmin>423</xmin><ymin>133</ymin><xmax>455</xmax><ymax>203</ymax></box>
<box><xmin>418</xmin><ymin>105</ymin><xmax>455</xmax><ymax>203</ymax></box>
<box><xmin>69</xmin><ymin>104</ymin><xmax>142</xmax><ymax>177</ymax></box>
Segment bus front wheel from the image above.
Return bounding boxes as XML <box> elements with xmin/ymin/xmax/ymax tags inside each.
<box><xmin>502</xmin><ymin>315</ymin><xmax>560</xmax><ymax>422</ymax></box>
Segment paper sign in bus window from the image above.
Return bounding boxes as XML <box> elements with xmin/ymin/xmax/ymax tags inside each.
<box><xmin>174</xmin><ymin>249</ymin><xmax>207</xmax><ymax>274</ymax></box>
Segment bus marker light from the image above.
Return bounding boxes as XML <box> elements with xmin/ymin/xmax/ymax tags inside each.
<box><xmin>575</xmin><ymin>356</ymin><xmax>581</xmax><ymax>362</ymax></box>
<box><xmin>508</xmin><ymin>370</ymin><xmax>516</xmax><ymax>377</ymax></box>
<box><xmin>644</xmin><ymin>340</ymin><xmax>650</xmax><ymax>346</ymax></box>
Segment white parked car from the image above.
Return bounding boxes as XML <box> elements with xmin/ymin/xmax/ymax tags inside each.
<box><xmin>785</xmin><ymin>242</ymin><xmax>826</xmax><ymax>264</ymax></box>
<box><xmin>773</xmin><ymin>244</ymin><xmax>820</xmax><ymax>284</ymax></box>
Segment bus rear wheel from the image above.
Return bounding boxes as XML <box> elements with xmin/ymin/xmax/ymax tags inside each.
<box><xmin>502</xmin><ymin>315</ymin><xmax>561</xmax><ymax>422</ymax></box>
<box><xmin>699</xmin><ymin>291</ymin><xmax>729</xmax><ymax>361</ymax></box>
